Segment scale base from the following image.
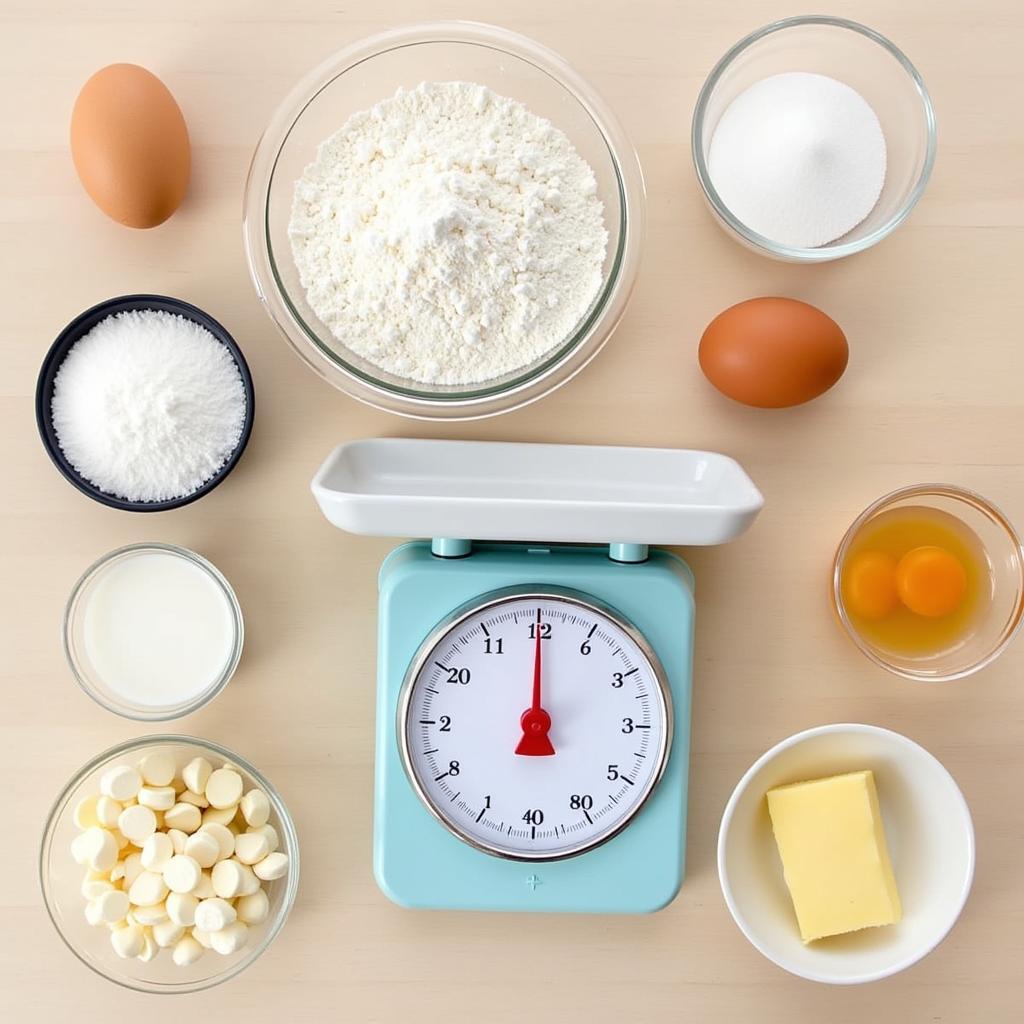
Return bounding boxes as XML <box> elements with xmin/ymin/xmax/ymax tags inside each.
<box><xmin>373</xmin><ymin>541</ymin><xmax>694</xmax><ymax>914</ymax></box>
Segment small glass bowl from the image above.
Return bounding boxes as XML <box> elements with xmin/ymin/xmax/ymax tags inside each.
<box><xmin>832</xmin><ymin>485</ymin><xmax>1024</xmax><ymax>681</ymax></box>
<box><xmin>63</xmin><ymin>544</ymin><xmax>244</xmax><ymax>720</ymax></box>
<box><xmin>692</xmin><ymin>16</ymin><xmax>936</xmax><ymax>262</ymax></box>
<box><xmin>40</xmin><ymin>735</ymin><xmax>300</xmax><ymax>993</ymax></box>
<box><xmin>243</xmin><ymin>20</ymin><xmax>645</xmax><ymax>420</ymax></box>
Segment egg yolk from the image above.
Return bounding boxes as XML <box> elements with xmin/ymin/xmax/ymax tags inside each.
<box><xmin>843</xmin><ymin>551</ymin><xmax>899</xmax><ymax>620</ymax></box>
<box><xmin>895</xmin><ymin>546</ymin><xmax>967</xmax><ymax>618</ymax></box>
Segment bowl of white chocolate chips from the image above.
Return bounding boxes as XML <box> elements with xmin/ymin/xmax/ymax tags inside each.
<box><xmin>39</xmin><ymin>736</ymin><xmax>298</xmax><ymax>992</ymax></box>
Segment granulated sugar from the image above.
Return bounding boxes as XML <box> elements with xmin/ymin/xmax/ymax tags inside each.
<box><xmin>51</xmin><ymin>309</ymin><xmax>247</xmax><ymax>502</ymax></box>
<box><xmin>707</xmin><ymin>72</ymin><xmax>886</xmax><ymax>249</ymax></box>
<box><xmin>288</xmin><ymin>81</ymin><xmax>608</xmax><ymax>386</ymax></box>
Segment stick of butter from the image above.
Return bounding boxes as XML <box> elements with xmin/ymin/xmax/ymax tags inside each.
<box><xmin>766</xmin><ymin>769</ymin><xmax>901</xmax><ymax>943</ymax></box>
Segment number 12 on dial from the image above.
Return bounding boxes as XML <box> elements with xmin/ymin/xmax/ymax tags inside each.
<box><xmin>399</xmin><ymin>588</ymin><xmax>672</xmax><ymax>861</ymax></box>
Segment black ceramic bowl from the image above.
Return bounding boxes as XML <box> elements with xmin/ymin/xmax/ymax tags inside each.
<box><xmin>35</xmin><ymin>295</ymin><xmax>255</xmax><ymax>513</ymax></box>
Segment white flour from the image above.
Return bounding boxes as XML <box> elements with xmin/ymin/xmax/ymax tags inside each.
<box><xmin>51</xmin><ymin>310</ymin><xmax>246</xmax><ymax>502</ymax></box>
<box><xmin>707</xmin><ymin>72</ymin><xmax>886</xmax><ymax>249</ymax></box>
<box><xmin>288</xmin><ymin>81</ymin><xmax>608</xmax><ymax>386</ymax></box>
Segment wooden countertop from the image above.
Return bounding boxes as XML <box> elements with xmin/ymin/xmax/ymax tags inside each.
<box><xmin>3</xmin><ymin>0</ymin><xmax>1022</xmax><ymax>1020</ymax></box>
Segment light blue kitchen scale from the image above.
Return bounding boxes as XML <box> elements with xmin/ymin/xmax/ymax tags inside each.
<box><xmin>313</xmin><ymin>438</ymin><xmax>762</xmax><ymax>914</ymax></box>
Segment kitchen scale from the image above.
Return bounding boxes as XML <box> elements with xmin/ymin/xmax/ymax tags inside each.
<box><xmin>313</xmin><ymin>438</ymin><xmax>763</xmax><ymax>913</ymax></box>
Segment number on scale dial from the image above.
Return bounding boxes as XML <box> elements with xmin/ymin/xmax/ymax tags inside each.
<box><xmin>399</xmin><ymin>588</ymin><xmax>672</xmax><ymax>860</ymax></box>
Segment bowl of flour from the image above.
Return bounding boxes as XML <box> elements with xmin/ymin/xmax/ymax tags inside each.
<box><xmin>244</xmin><ymin>22</ymin><xmax>645</xmax><ymax>419</ymax></box>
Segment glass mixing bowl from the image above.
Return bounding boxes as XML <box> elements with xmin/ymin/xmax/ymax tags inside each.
<box><xmin>692</xmin><ymin>16</ymin><xmax>936</xmax><ymax>262</ymax></box>
<box><xmin>243</xmin><ymin>21</ymin><xmax>645</xmax><ymax>419</ymax></box>
<box><xmin>40</xmin><ymin>736</ymin><xmax>299</xmax><ymax>993</ymax></box>
<box><xmin>832</xmin><ymin>485</ymin><xmax>1024</xmax><ymax>681</ymax></box>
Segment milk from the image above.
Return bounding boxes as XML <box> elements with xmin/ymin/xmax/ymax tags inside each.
<box><xmin>82</xmin><ymin>550</ymin><xmax>236</xmax><ymax>708</ymax></box>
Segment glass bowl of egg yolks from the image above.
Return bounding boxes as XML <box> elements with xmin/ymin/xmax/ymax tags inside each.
<box><xmin>39</xmin><ymin>736</ymin><xmax>299</xmax><ymax>993</ymax></box>
<box><xmin>832</xmin><ymin>485</ymin><xmax>1024</xmax><ymax>681</ymax></box>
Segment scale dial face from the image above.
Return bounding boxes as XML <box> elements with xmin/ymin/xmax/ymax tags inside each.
<box><xmin>399</xmin><ymin>588</ymin><xmax>672</xmax><ymax>861</ymax></box>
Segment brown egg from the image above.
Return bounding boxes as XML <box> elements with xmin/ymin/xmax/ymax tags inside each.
<box><xmin>699</xmin><ymin>297</ymin><xmax>848</xmax><ymax>409</ymax></box>
<box><xmin>70</xmin><ymin>64</ymin><xmax>190</xmax><ymax>228</ymax></box>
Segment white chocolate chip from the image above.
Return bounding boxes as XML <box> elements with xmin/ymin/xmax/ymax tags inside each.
<box><xmin>166</xmin><ymin>891</ymin><xmax>198</xmax><ymax>927</ymax></box>
<box><xmin>118</xmin><ymin>804</ymin><xmax>157</xmax><ymax>845</ymax></box>
<box><xmin>236</xmin><ymin>888</ymin><xmax>269</xmax><ymax>925</ymax></box>
<box><xmin>211</xmin><ymin>859</ymin><xmax>248</xmax><ymax>898</ymax></box>
<box><xmin>201</xmin><ymin>805</ymin><xmax>237</xmax><ymax>827</ymax></box>
<box><xmin>141</xmin><ymin>831</ymin><xmax>174</xmax><ymax>872</ymax></box>
<box><xmin>198</xmin><ymin>822</ymin><xmax>234</xmax><ymax>861</ymax></box>
<box><xmin>123</xmin><ymin>851</ymin><xmax>144</xmax><ymax>888</ymax></box>
<box><xmin>110</xmin><ymin>860</ymin><xmax>126</xmax><ymax>883</ymax></box>
<box><xmin>138</xmin><ymin>752</ymin><xmax>176</xmax><ymax>787</ymax></box>
<box><xmin>95</xmin><ymin>888</ymin><xmax>130</xmax><ymax>924</ymax></box>
<box><xmin>111</xmin><ymin>828</ymin><xmax>131</xmax><ymax>851</ymax></box>
<box><xmin>138</xmin><ymin>786</ymin><xmax>176</xmax><ymax>811</ymax></box>
<box><xmin>84</xmin><ymin>899</ymin><xmax>104</xmax><ymax>926</ymax></box>
<box><xmin>182</xmin><ymin>757</ymin><xmax>212</xmax><ymax>796</ymax></box>
<box><xmin>252</xmin><ymin>851</ymin><xmax>289</xmax><ymax>881</ymax></box>
<box><xmin>82</xmin><ymin>876</ymin><xmax>114</xmax><ymax>901</ymax></box>
<box><xmin>72</xmin><ymin>827</ymin><xmax>118</xmax><ymax>872</ymax></box>
<box><xmin>179</xmin><ymin>789</ymin><xmax>209</xmax><ymax>808</ymax></box>
<box><xmin>193</xmin><ymin>870</ymin><xmax>216</xmax><ymax>899</ymax></box>
<box><xmin>239</xmin><ymin>789</ymin><xmax>270</xmax><ymax>828</ymax></box>
<box><xmin>137</xmin><ymin>931</ymin><xmax>159</xmax><ymax>962</ymax></box>
<box><xmin>73</xmin><ymin>796</ymin><xmax>100</xmax><ymax>830</ymax></box>
<box><xmin>238</xmin><ymin>859</ymin><xmax>261</xmax><ymax>896</ymax></box>
<box><xmin>131</xmin><ymin>902</ymin><xmax>169</xmax><ymax>926</ymax></box>
<box><xmin>165</xmin><ymin>802</ymin><xmax>202</xmax><ymax>834</ymax></box>
<box><xmin>167</xmin><ymin>828</ymin><xmax>188</xmax><ymax>854</ymax></box>
<box><xmin>184</xmin><ymin>830</ymin><xmax>220</xmax><ymax>869</ymax></box>
<box><xmin>152</xmin><ymin>918</ymin><xmax>185</xmax><ymax>948</ymax></box>
<box><xmin>172</xmin><ymin>935</ymin><xmax>204</xmax><ymax>966</ymax></box>
<box><xmin>95</xmin><ymin>796</ymin><xmax>122</xmax><ymax>829</ymax></box>
<box><xmin>233</xmin><ymin>832</ymin><xmax>270</xmax><ymax>866</ymax></box>
<box><xmin>100</xmin><ymin>766</ymin><xmax>142</xmax><ymax>802</ymax></box>
<box><xmin>128</xmin><ymin>870</ymin><xmax>168</xmax><ymax>907</ymax></box>
<box><xmin>191</xmin><ymin>926</ymin><xmax>214</xmax><ymax>949</ymax></box>
<box><xmin>194</xmin><ymin>897</ymin><xmax>236</xmax><ymax>934</ymax></box>
<box><xmin>110</xmin><ymin>923</ymin><xmax>145</xmax><ymax>959</ymax></box>
<box><xmin>163</xmin><ymin>855</ymin><xmax>202</xmax><ymax>894</ymax></box>
<box><xmin>205</xmin><ymin>768</ymin><xmax>244</xmax><ymax>810</ymax></box>
<box><xmin>211</xmin><ymin>920</ymin><xmax>248</xmax><ymax>955</ymax></box>
<box><xmin>247</xmin><ymin>823</ymin><xmax>279</xmax><ymax>853</ymax></box>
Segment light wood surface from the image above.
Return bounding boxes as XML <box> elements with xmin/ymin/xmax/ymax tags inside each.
<box><xmin>3</xmin><ymin>0</ymin><xmax>1023</xmax><ymax>1020</ymax></box>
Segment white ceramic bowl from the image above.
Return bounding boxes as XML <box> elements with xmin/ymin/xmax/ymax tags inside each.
<box><xmin>718</xmin><ymin>724</ymin><xmax>974</xmax><ymax>984</ymax></box>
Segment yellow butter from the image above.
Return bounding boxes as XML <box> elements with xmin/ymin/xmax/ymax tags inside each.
<box><xmin>766</xmin><ymin>769</ymin><xmax>901</xmax><ymax>943</ymax></box>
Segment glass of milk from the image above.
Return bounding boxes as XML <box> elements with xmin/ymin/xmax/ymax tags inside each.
<box><xmin>63</xmin><ymin>544</ymin><xmax>244</xmax><ymax>720</ymax></box>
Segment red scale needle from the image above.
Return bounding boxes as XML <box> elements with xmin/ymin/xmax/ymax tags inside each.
<box><xmin>515</xmin><ymin>608</ymin><xmax>555</xmax><ymax>756</ymax></box>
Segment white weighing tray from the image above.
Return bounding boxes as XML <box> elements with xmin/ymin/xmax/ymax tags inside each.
<box><xmin>311</xmin><ymin>439</ymin><xmax>763</xmax><ymax>545</ymax></box>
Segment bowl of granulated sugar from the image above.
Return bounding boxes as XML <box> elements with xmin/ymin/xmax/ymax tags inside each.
<box><xmin>692</xmin><ymin>16</ymin><xmax>936</xmax><ymax>262</ymax></box>
<box><xmin>36</xmin><ymin>295</ymin><xmax>254</xmax><ymax>512</ymax></box>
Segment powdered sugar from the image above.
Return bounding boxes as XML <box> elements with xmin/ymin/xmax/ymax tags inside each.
<box><xmin>288</xmin><ymin>81</ymin><xmax>608</xmax><ymax>386</ymax></box>
<box><xmin>707</xmin><ymin>72</ymin><xmax>886</xmax><ymax>249</ymax></box>
<box><xmin>51</xmin><ymin>310</ymin><xmax>247</xmax><ymax>502</ymax></box>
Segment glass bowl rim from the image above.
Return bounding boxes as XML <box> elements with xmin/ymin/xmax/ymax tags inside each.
<box><xmin>691</xmin><ymin>14</ymin><xmax>938</xmax><ymax>262</ymax></box>
<box><xmin>39</xmin><ymin>733</ymin><xmax>300</xmax><ymax>994</ymax></box>
<box><xmin>62</xmin><ymin>543</ymin><xmax>245</xmax><ymax>721</ymax></box>
<box><xmin>831</xmin><ymin>484</ymin><xmax>1024</xmax><ymax>681</ymax></box>
<box><xmin>242</xmin><ymin>19</ymin><xmax>646</xmax><ymax>419</ymax></box>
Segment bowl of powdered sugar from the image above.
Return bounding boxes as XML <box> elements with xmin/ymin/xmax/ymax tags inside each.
<box><xmin>692</xmin><ymin>16</ymin><xmax>936</xmax><ymax>262</ymax></box>
<box><xmin>244</xmin><ymin>21</ymin><xmax>645</xmax><ymax>420</ymax></box>
<box><xmin>36</xmin><ymin>295</ymin><xmax>254</xmax><ymax>511</ymax></box>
